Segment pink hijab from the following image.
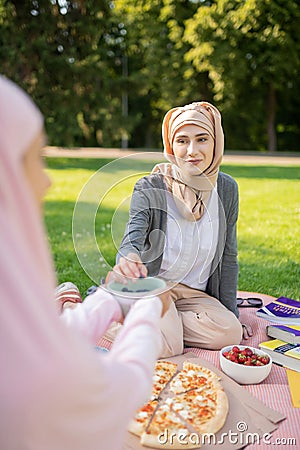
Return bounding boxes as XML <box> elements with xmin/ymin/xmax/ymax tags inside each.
<box><xmin>0</xmin><ymin>76</ymin><xmax>55</xmax><ymax>289</ymax></box>
<box><xmin>0</xmin><ymin>75</ymin><xmax>67</xmax><ymax>447</ymax></box>
<box><xmin>0</xmin><ymin>76</ymin><xmax>162</xmax><ymax>450</ymax></box>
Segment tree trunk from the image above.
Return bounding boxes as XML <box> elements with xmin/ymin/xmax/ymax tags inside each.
<box><xmin>267</xmin><ymin>84</ymin><xmax>277</xmax><ymax>152</ymax></box>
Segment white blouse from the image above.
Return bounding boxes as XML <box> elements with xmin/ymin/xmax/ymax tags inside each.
<box><xmin>159</xmin><ymin>185</ymin><xmax>219</xmax><ymax>290</ymax></box>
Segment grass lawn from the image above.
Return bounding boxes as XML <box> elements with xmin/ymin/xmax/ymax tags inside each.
<box><xmin>44</xmin><ymin>157</ymin><xmax>300</xmax><ymax>300</ymax></box>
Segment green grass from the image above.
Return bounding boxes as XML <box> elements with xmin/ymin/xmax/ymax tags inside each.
<box><xmin>44</xmin><ymin>157</ymin><xmax>300</xmax><ymax>300</ymax></box>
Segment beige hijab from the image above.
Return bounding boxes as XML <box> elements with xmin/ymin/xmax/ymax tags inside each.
<box><xmin>152</xmin><ymin>101</ymin><xmax>224</xmax><ymax>221</ymax></box>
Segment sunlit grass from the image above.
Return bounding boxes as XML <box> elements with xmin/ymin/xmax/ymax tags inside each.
<box><xmin>44</xmin><ymin>158</ymin><xmax>300</xmax><ymax>300</ymax></box>
<box><xmin>224</xmin><ymin>166</ymin><xmax>300</xmax><ymax>299</ymax></box>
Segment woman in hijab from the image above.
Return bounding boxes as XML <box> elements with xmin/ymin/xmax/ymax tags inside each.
<box><xmin>0</xmin><ymin>75</ymin><xmax>170</xmax><ymax>450</ymax></box>
<box><xmin>111</xmin><ymin>102</ymin><xmax>244</xmax><ymax>357</ymax></box>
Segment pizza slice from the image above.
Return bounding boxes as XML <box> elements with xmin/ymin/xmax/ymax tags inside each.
<box><xmin>169</xmin><ymin>384</ymin><xmax>228</xmax><ymax>435</ymax></box>
<box><xmin>182</xmin><ymin>361</ymin><xmax>220</xmax><ymax>381</ymax></box>
<box><xmin>140</xmin><ymin>402</ymin><xmax>199</xmax><ymax>449</ymax></box>
<box><xmin>127</xmin><ymin>360</ymin><xmax>228</xmax><ymax>449</ymax></box>
<box><xmin>128</xmin><ymin>360</ymin><xmax>177</xmax><ymax>437</ymax></box>
<box><xmin>169</xmin><ymin>361</ymin><xmax>219</xmax><ymax>394</ymax></box>
<box><xmin>128</xmin><ymin>399</ymin><xmax>159</xmax><ymax>437</ymax></box>
<box><xmin>151</xmin><ymin>360</ymin><xmax>178</xmax><ymax>399</ymax></box>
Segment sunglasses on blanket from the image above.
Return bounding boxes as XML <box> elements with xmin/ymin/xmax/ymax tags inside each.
<box><xmin>236</xmin><ymin>297</ymin><xmax>263</xmax><ymax>308</ymax></box>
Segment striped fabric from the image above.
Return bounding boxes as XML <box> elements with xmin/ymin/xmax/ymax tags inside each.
<box><xmin>185</xmin><ymin>292</ymin><xmax>300</xmax><ymax>450</ymax></box>
<box><xmin>99</xmin><ymin>291</ymin><xmax>300</xmax><ymax>449</ymax></box>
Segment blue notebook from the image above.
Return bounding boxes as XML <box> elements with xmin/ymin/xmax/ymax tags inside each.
<box><xmin>256</xmin><ymin>296</ymin><xmax>300</xmax><ymax>324</ymax></box>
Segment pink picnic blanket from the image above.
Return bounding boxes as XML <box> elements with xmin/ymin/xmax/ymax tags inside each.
<box><xmin>185</xmin><ymin>291</ymin><xmax>300</xmax><ymax>450</ymax></box>
<box><xmin>99</xmin><ymin>291</ymin><xmax>300</xmax><ymax>449</ymax></box>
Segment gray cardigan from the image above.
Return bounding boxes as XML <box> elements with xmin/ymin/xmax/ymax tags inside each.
<box><xmin>117</xmin><ymin>171</ymin><xmax>239</xmax><ymax>317</ymax></box>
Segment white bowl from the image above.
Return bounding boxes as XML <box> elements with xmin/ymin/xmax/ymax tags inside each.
<box><xmin>219</xmin><ymin>345</ymin><xmax>272</xmax><ymax>385</ymax></box>
<box><xmin>107</xmin><ymin>277</ymin><xmax>166</xmax><ymax>297</ymax></box>
<box><xmin>106</xmin><ymin>277</ymin><xmax>167</xmax><ymax>314</ymax></box>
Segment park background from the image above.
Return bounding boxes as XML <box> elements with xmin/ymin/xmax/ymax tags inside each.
<box><xmin>1</xmin><ymin>1</ymin><xmax>299</xmax><ymax>299</ymax></box>
<box><xmin>1</xmin><ymin>0</ymin><xmax>300</xmax><ymax>152</ymax></box>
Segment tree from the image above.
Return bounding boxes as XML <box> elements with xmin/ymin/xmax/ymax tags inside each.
<box><xmin>113</xmin><ymin>0</ymin><xmax>205</xmax><ymax>148</ymax></box>
<box><xmin>1</xmin><ymin>0</ymin><xmax>299</xmax><ymax>150</ymax></box>
<box><xmin>0</xmin><ymin>0</ymin><xmax>129</xmax><ymax>147</ymax></box>
<box><xmin>184</xmin><ymin>0</ymin><xmax>300</xmax><ymax>151</ymax></box>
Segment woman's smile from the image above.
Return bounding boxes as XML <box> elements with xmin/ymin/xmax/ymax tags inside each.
<box><xmin>172</xmin><ymin>124</ymin><xmax>214</xmax><ymax>173</ymax></box>
<box><xmin>185</xmin><ymin>158</ymin><xmax>203</xmax><ymax>165</ymax></box>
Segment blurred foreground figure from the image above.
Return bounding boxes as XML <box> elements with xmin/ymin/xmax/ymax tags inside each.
<box><xmin>0</xmin><ymin>75</ymin><xmax>171</xmax><ymax>450</ymax></box>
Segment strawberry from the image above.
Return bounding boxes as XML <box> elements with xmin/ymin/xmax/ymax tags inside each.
<box><xmin>255</xmin><ymin>361</ymin><xmax>264</xmax><ymax>366</ymax></box>
<box><xmin>245</xmin><ymin>348</ymin><xmax>253</xmax><ymax>357</ymax></box>
<box><xmin>237</xmin><ymin>354</ymin><xmax>247</xmax><ymax>363</ymax></box>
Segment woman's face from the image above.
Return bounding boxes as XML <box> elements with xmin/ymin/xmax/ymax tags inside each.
<box><xmin>172</xmin><ymin>124</ymin><xmax>214</xmax><ymax>174</ymax></box>
<box><xmin>23</xmin><ymin>131</ymin><xmax>51</xmax><ymax>207</ymax></box>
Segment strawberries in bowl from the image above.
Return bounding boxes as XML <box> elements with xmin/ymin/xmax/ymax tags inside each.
<box><xmin>220</xmin><ymin>345</ymin><xmax>272</xmax><ymax>384</ymax></box>
<box><xmin>222</xmin><ymin>346</ymin><xmax>270</xmax><ymax>366</ymax></box>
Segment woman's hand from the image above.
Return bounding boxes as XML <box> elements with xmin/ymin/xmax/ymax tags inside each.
<box><xmin>107</xmin><ymin>253</ymin><xmax>170</xmax><ymax>318</ymax></box>
<box><xmin>241</xmin><ymin>323</ymin><xmax>253</xmax><ymax>340</ymax></box>
<box><xmin>111</xmin><ymin>252</ymin><xmax>148</xmax><ymax>282</ymax></box>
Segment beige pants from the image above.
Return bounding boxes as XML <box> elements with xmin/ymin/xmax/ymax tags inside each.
<box><xmin>159</xmin><ymin>284</ymin><xmax>242</xmax><ymax>357</ymax></box>
<box><xmin>105</xmin><ymin>283</ymin><xmax>243</xmax><ymax>358</ymax></box>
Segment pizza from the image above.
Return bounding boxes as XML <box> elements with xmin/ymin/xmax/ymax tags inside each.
<box><xmin>128</xmin><ymin>400</ymin><xmax>159</xmax><ymax>437</ymax></box>
<box><xmin>128</xmin><ymin>361</ymin><xmax>177</xmax><ymax>437</ymax></box>
<box><xmin>169</xmin><ymin>361</ymin><xmax>220</xmax><ymax>394</ymax></box>
<box><xmin>128</xmin><ymin>360</ymin><xmax>228</xmax><ymax>449</ymax></box>
<box><xmin>152</xmin><ymin>361</ymin><xmax>178</xmax><ymax>399</ymax></box>
<box><xmin>140</xmin><ymin>402</ymin><xmax>192</xmax><ymax>449</ymax></box>
<box><xmin>167</xmin><ymin>386</ymin><xmax>228</xmax><ymax>435</ymax></box>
